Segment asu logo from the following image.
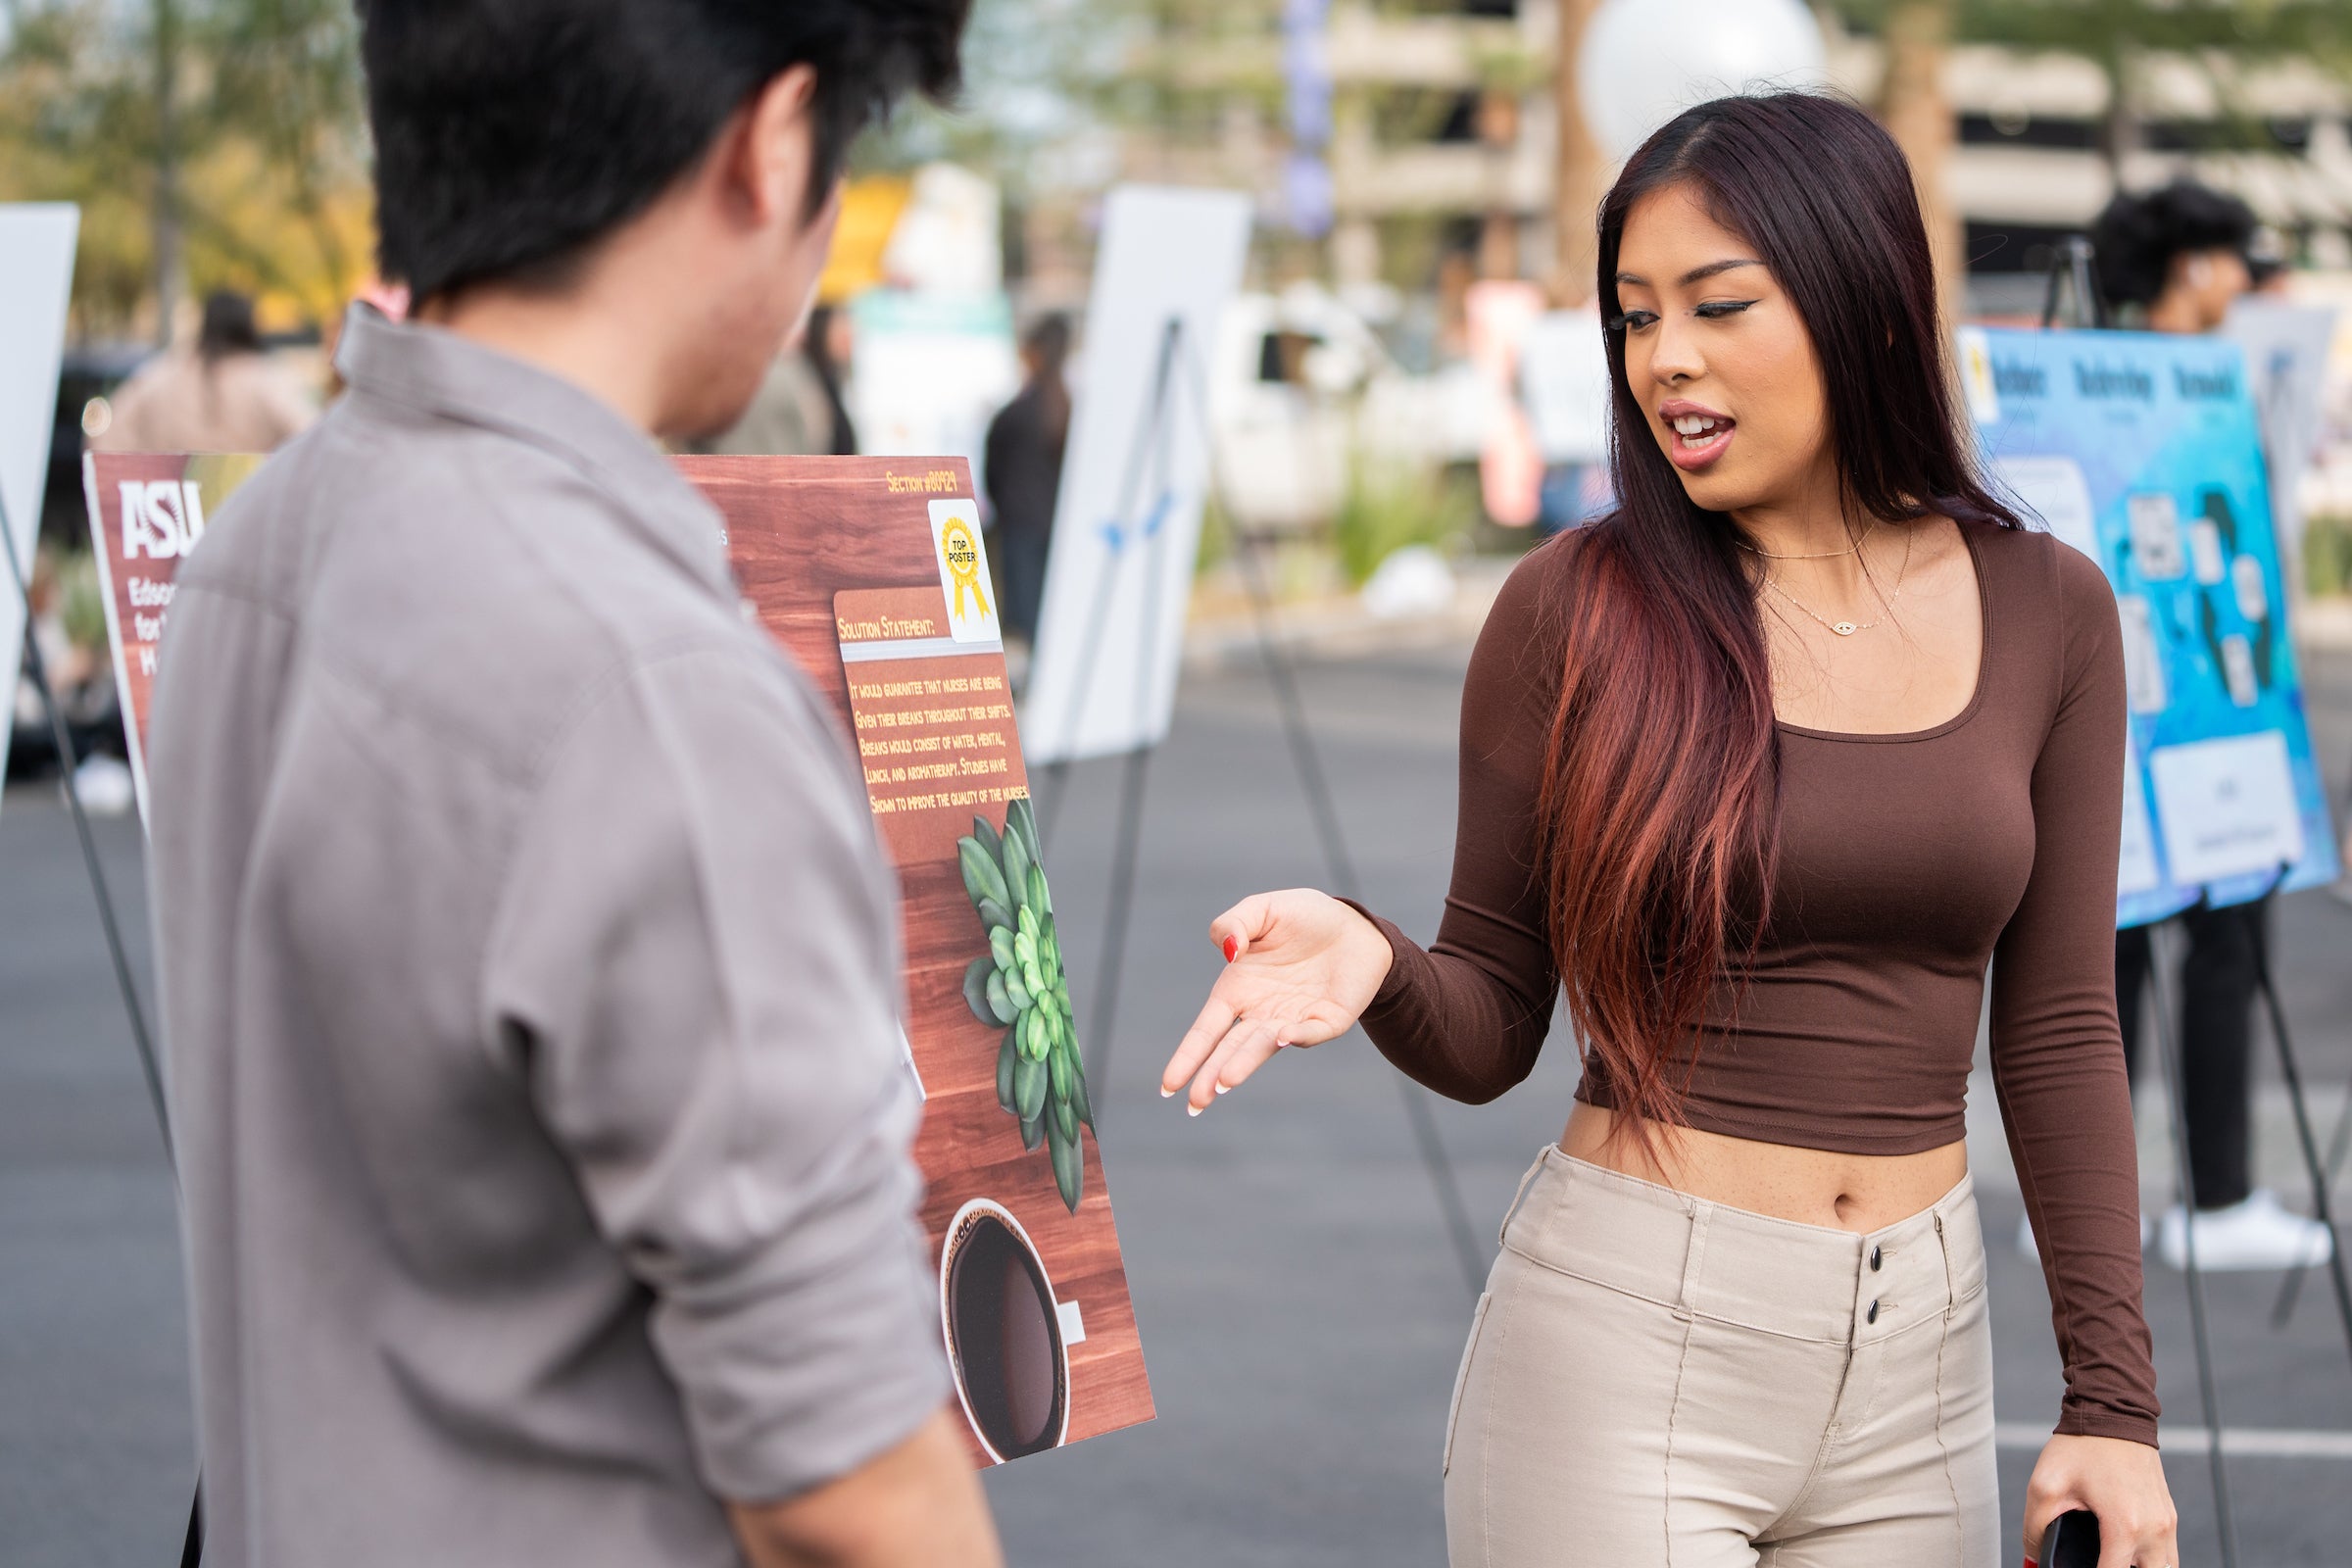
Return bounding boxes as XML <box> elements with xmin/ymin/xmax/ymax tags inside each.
<box><xmin>928</xmin><ymin>499</ymin><xmax>1000</xmax><ymax>644</ymax></box>
<box><xmin>118</xmin><ymin>479</ymin><xmax>208</xmax><ymax>561</ymax></box>
<box><xmin>114</xmin><ymin>454</ymin><xmax>265</xmax><ymax>563</ymax></box>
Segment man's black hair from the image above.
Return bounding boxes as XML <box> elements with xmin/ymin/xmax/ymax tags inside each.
<box><xmin>2090</xmin><ymin>178</ymin><xmax>2259</xmax><ymax>307</ymax></box>
<box><xmin>360</xmin><ymin>0</ymin><xmax>969</xmax><ymax>302</ymax></box>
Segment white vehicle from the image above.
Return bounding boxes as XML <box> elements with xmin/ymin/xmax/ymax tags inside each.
<box><xmin>1207</xmin><ymin>283</ymin><xmax>1492</xmax><ymax>533</ymax></box>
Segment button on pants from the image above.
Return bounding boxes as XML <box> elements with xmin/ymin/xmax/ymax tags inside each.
<box><xmin>1444</xmin><ymin>1148</ymin><xmax>1998</xmax><ymax>1567</ymax></box>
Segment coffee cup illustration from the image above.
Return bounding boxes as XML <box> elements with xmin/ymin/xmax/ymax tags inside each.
<box><xmin>940</xmin><ymin>1199</ymin><xmax>1072</xmax><ymax>1461</ymax></box>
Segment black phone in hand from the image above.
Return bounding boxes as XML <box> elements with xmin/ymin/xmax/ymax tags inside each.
<box><xmin>2038</xmin><ymin>1509</ymin><xmax>2099</xmax><ymax>1568</ymax></box>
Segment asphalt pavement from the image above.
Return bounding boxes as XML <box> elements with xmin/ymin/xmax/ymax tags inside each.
<box><xmin>6</xmin><ymin>634</ymin><xmax>2352</xmax><ymax>1565</ymax></box>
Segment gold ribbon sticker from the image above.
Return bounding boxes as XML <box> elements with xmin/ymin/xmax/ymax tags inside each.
<box><xmin>941</xmin><ymin>516</ymin><xmax>992</xmax><ymax>623</ymax></box>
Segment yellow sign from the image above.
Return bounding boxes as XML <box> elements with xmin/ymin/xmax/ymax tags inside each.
<box><xmin>928</xmin><ymin>499</ymin><xmax>1000</xmax><ymax>644</ymax></box>
<box><xmin>819</xmin><ymin>177</ymin><xmax>912</xmax><ymax>305</ymax></box>
<box><xmin>941</xmin><ymin>515</ymin><xmax>990</xmax><ymax>622</ymax></box>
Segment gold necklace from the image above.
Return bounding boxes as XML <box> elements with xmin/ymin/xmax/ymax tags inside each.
<box><xmin>1735</xmin><ymin>518</ymin><xmax>1880</xmax><ymax>561</ymax></box>
<box><xmin>1758</xmin><ymin>526</ymin><xmax>1913</xmax><ymax>637</ymax></box>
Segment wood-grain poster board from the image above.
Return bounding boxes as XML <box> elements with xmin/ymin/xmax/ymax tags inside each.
<box><xmin>86</xmin><ymin>449</ymin><xmax>1155</xmax><ymax>1466</ymax></box>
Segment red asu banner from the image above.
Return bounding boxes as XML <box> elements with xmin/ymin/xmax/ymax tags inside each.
<box><xmin>85</xmin><ymin>450</ymin><xmax>1154</xmax><ymax>1467</ymax></box>
<box><xmin>81</xmin><ymin>452</ymin><xmax>261</xmax><ymax>808</ymax></box>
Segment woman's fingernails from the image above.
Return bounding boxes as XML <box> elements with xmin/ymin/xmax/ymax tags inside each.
<box><xmin>1187</xmin><ymin>1102</ymin><xmax>1203</xmax><ymax>1118</ymax></box>
<box><xmin>1159</xmin><ymin>1086</ymin><xmax>1174</xmax><ymax>1099</ymax></box>
<box><xmin>1215</xmin><ymin>1083</ymin><xmax>1230</xmax><ymax>1096</ymax></box>
<box><xmin>1222</xmin><ymin>935</ymin><xmax>1240</xmax><ymax>962</ymax></box>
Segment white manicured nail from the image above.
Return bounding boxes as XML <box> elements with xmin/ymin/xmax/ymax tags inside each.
<box><xmin>1187</xmin><ymin>1103</ymin><xmax>1202</xmax><ymax>1118</ymax></box>
<box><xmin>1159</xmin><ymin>1087</ymin><xmax>1173</xmax><ymax>1099</ymax></box>
<box><xmin>1215</xmin><ymin>1083</ymin><xmax>1230</xmax><ymax>1096</ymax></box>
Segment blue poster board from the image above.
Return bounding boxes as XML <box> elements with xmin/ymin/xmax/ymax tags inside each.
<box><xmin>1956</xmin><ymin>325</ymin><xmax>2339</xmax><ymax>927</ymax></box>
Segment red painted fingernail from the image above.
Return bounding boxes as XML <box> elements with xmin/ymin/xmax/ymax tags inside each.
<box><xmin>1222</xmin><ymin>936</ymin><xmax>1239</xmax><ymax>962</ymax></box>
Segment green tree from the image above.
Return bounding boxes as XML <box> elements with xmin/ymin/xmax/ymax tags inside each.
<box><xmin>1835</xmin><ymin>0</ymin><xmax>2352</xmax><ymax>306</ymax></box>
<box><xmin>0</xmin><ymin>0</ymin><xmax>368</xmax><ymax>339</ymax></box>
<box><xmin>1962</xmin><ymin>0</ymin><xmax>2350</xmax><ymax>169</ymax></box>
<box><xmin>1841</xmin><ymin>0</ymin><xmax>2352</xmax><ymax>175</ymax></box>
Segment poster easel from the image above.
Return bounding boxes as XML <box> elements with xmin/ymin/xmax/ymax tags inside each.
<box><xmin>1027</xmin><ymin>311</ymin><xmax>1489</xmax><ymax>1299</ymax></box>
<box><xmin>2034</xmin><ymin>240</ymin><xmax>2352</xmax><ymax>1567</ymax></box>
<box><xmin>2256</xmin><ymin>881</ymin><xmax>2352</xmax><ymax>1346</ymax></box>
<box><xmin>2</xmin><ymin>491</ymin><xmax>170</xmax><ymax>1156</ymax></box>
<box><xmin>86</xmin><ymin>449</ymin><xmax>1162</xmax><ymax>1551</ymax></box>
<box><xmin>2</xmin><ymin>482</ymin><xmax>200</xmax><ymax>1567</ymax></box>
<box><xmin>2030</xmin><ymin>258</ymin><xmax>2352</xmax><ymax>1360</ymax></box>
<box><xmin>2038</xmin><ymin>243</ymin><xmax>2240</xmax><ymax>1567</ymax></box>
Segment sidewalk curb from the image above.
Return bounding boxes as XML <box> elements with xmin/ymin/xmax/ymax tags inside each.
<box><xmin>1182</xmin><ymin>557</ymin><xmax>1516</xmax><ymax>670</ymax></box>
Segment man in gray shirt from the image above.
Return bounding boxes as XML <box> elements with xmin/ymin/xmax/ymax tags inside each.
<box><xmin>143</xmin><ymin>3</ymin><xmax>1001</xmax><ymax>1563</ymax></box>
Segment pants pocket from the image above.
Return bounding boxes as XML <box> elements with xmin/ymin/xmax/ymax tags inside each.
<box><xmin>1444</xmin><ymin>1292</ymin><xmax>1494</xmax><ymax>1478</ymax></box>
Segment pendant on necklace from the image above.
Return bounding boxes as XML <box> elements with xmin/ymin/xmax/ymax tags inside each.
<box><xmin>1832</xmin><ymin>621</ymin><xmax>1858</xmax><ymax>636</ymax></box>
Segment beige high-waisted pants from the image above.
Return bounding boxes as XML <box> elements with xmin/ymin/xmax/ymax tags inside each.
<box><xmin>1445</xmin><ymin>1147</ymin><xmax>1998</xmax><ymax>1568</ymax></box>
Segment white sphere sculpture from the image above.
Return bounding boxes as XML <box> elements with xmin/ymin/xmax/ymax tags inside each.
<box><xmin>1575</xmin><ymin>0</ymin><xmax>1830</xmax><ymax>162</ymax></box>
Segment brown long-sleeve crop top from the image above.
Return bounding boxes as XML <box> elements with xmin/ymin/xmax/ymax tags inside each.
<box><xmin>1354</xmin><ymin>519</ymin><xmax>2159</xmax><ymax>1445</ymax></box>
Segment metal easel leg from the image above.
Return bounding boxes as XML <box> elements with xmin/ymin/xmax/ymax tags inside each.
<box><xmin>1230</xmin><ymin>524</ymin><xmax>1488</xmax><ymax>1300</ymax></box>
<box><xmin>2243</xmin><ymin>896</ymin><xmax>2352</xmax><ymax>1364</ymax></box>
<box><xmin>2</xmin><ymin>499</ymin><xmax>170</xmax><ymax>1161</ymax></box>
<box><xmin>2272</xmin><ymin>1083</ymin><xmax>2352</xmax><ymax>1328</ymax></box>
<box><xmin>4</xmin><ymin>506</ymin><xmax>196</xmax><ymax>1556</ymax></box>
<box><xmin>1080</xmin><ymin>742</ymin><xmax>1153</xmax><ymax>1110</ymax></box>
<box><xmin>2146</xmin><ymin>920</ymin><xmax>2241</xmax><ymax>1568</ymax></box>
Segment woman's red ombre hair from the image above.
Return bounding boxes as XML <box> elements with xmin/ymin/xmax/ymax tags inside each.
<box><xmin>1538</xmin><ymin>93</ymin><xmax>2019</xmax><ymax>1142</ymax></box>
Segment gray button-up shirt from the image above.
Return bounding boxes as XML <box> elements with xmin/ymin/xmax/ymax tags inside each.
<box><xmin>146</xmin><ymin>308</ymin><xmax>948</xmax><ymax>1566</ymax></box>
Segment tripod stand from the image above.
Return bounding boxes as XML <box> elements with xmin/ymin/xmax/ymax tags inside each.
<box><xmin>3</xmin><ymin>491</ymin><xmax>169</xmax><ymax>1160</ymax></box>
<box><xmin>2138</xmin><ymin>915</ymin><xmax>2242</xmax><ymax>1568</ymax></box>
<box><xmin>2</xmin><ymin>485</ymin><xmax>198</xmax><ymax>1565</ymax></box>
<box><xmin>1027</xmin><ymin>311</ymin><xmax>1490</xmax><ymax>1299</ymax></box>
<box><xmin>2034</xmin><ymin>242</ymin><xmax>2242</xmax><ymax>1563</ymax></box>
<box><xmin>2232</xmin><ymin>871</ymin><xmax>2352</xmax><ymax>1353</ymax></box>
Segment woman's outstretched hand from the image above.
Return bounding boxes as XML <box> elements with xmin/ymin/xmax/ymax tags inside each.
<box><xmin>1159</xmin><ymin>890</ymin><xmax>1395</xmax><ymax>1114</ymax></box>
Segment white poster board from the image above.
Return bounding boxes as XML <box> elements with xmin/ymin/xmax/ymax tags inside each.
<box><xmin>0</xmin><ymin>205</ymin><xmax>81</xmax><ymax>811</ymax></box>
<box><xmin>2224</xmin><ymin>299</ymin><xmax>2336</xmax><ymax>564</ymax></box>
<box><xmin>1992</xmin><ymin>453</ymin><xmax>2100</xmax><ymax>564</ymax></box>
<box><xmin>1520</xmin><ymin>306</ymin><xmax>1612</xmax><ymax>466</ymax></box>
<box><xmin>848</xmin><ymin>290</ymin><xmax>1020</xmax><ymax>494</ymax></box>
<box><xmin>1022</xmin><ymin>186</ymin><xmax>1251</xmax><ymax>764</ymax></box>
<box><xmin>2148</xmin><ymin>730</ymin><xmax>2307</xmax><ymax>885</ymax></box>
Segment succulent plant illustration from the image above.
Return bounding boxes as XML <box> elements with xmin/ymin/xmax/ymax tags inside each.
<box><xmin>958</xmin><ymin>797</ymin><xmax>1092</xmax><ymax>1211</ymax></box>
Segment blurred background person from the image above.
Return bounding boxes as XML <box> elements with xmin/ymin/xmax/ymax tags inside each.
<box><xmin>983</xmin><ymin>313</ymin><xmax>1071</xmax><ymax>645</ymax></box>
<box><xmin>694</xmin><ymin>302</ymin><xmax>858</xmax><ymax>459</ymax></box>
<box><xmin>2094</xmin><ymin>179</ymin><xmax>2257</xmax><ymax>334</ymax></box>
<box><xmin>93</xmin><ymin>288</ymin><xmax>314</xmax><ymax>454</ymax></box>
<box><xmin>7</xmin><ymin>546</ymin><xmax>131</xmax><ymax>811</ymax></box>
<box><xmin>807</xmin><ymin>302</ymin><xmax>858</xmax><ymax>455</ymax></box>
<box><xmin>13</xmin><ymin>550</ymin><xmax>99</xmax><ymax>741</ymax></box>
<box><xmin>2090</xmin><ymin>177</ymin><xmax>2333</xmax><ymax>1273</ymax></box>
<box><xmin>691</xmin><ymin>326</ymin><xmax>839</xmax><ymax>458</ymax></box>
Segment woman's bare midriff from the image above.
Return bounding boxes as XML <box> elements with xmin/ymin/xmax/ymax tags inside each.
<box><xmin>1561</xmin><ymin>1102</ymin><xmax>1968</xmax><ymax>1234</ymax></box>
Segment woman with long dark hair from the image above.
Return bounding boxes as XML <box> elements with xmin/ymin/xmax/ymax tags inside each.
<box><xmin>1162</xmin><ymin>94</ymin><xmax>2176</xmax><ymax>1567</ymax></box>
